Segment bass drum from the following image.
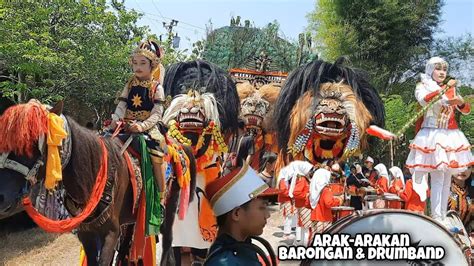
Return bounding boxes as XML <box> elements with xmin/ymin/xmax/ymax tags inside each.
<box><xmin>303</xmin><ymin>210</ymin><xmax>469</xmax><ymax>265</ymax></box>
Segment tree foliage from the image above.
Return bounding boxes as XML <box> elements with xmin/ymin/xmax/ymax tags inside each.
<box><xmin>431</xmin><ymin>34</ymin><xmax>474</xmax><ymax>85</ymax></box>
<box><xmin>0</xmin><ymin>0</ymin><xmax>148</xmax><ymax>125</ymax></box>
<box><xmin>308</xmin><ymin>0</ymin><xmax>443</xmax><ymax>92</ymax></box>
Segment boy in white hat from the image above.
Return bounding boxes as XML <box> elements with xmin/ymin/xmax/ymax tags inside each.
<box><xmin>204</xmin><ymin>164</ymin><xmax>276</xmax><ymax>265</ymax></box>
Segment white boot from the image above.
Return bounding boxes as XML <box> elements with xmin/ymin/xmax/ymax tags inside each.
<box><xmin>301</xmin><ymin>228</ymin><xmax>310</xmax><ymax>246</ymax></box>
<box><xmin>283</xmin><ymin>215</ymin><xmax>292</xmax><ymax>235</ymax></box>
<box><xmin>293</xmin><ymin>226</ymin><xmax>303</xmax><ymax>245</ymax></box>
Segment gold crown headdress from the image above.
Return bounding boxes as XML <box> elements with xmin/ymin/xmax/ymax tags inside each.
<box><xmin>130</xmin><ymin>40</ymin><xmax>164</xmax><ymax>81</ymax></box>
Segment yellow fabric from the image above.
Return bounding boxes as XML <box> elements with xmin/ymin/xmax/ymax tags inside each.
<box><xmin>79</xmin><ymin>246</ymin><xmax>86</xmax><ymax>266</ymax></box>
<box><xmin>45</xmin><ymin>113</ymin><xmax>68</xmax><ymax>190</ymax></box>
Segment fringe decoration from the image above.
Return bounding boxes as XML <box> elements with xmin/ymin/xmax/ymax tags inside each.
<box><xmin>287</xmin><ymin>118</ymin><xmax>315</xmax><ymax>157</ymax></box>
<box><xmin>0</xmin><ymin>101</ymin><xmax>48</xmax><ymax>157</ymax></box>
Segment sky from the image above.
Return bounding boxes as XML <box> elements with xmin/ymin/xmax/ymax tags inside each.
<box><xmin>124</xmin><ymin>0</ymin><xmax>474</xmax><ymax>51</ymax></box>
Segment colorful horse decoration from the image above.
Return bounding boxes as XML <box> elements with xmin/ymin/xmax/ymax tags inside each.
<box><xmin>0</xmin><ymin>100</ymin><xmax>197</xmax><ymax>265</ymax></box>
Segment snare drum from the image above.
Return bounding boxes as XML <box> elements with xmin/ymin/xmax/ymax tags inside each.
<box><xmin>363</xmin><ymin>194</ymin><xmax>382</xmax><ymax>210</ymax></box>
<box><xmin>331</xmin><ymin>206</ymin><xmax>355</xmax><ymax>221</ymax></box>
<box><xmin>383</xmin><ymin>193</ymin><xmax>403</xmax><ymax>209</ymax></box>
<box><xmin>364</xmin><ymin>186</ymin><xmax>376</xmax><ymax>194</ymax></box>
<box><xmin>303</xmin><ymin>210</ymin><xmax>470</xmax><ymax>265</ymax></box>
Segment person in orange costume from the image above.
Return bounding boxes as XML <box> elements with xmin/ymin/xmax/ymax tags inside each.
<box><xmin>374</xmin><ymin>163</ymin><xmax>389</xmax><ymax>194</ymax></box>
<box><xmin>309</xmin><ymin>168</ymin><xmax>344</xmax><ymax>233</ymax></box>
<box><xmin>372</xmin><ymin>163</ymin><xmax>389</xmax><ymax>208</ymax></box>
<box><xmin>397</xmin><ymin>177</ymin><xmax>430</xmax><ymax>215</ymax></box>
<box><xmin>287</xmin><ymin>160</ymin><xmax>315</xmax><ymax>246</ymax></box>
<box><xmin>388</xmin><ymin>166</ymin><xmax>405</xmax><ymax>194</ymax></box>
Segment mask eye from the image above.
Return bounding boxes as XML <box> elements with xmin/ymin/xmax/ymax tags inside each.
<box><xmin>190</xmin><ymin>107</ymin><xmax>200</xmax><ymax>113</ymax></box>
<box><xmin>180</xmin><ymin>108</ymin><xmax>189</xmax><ymax>114</ymax></box>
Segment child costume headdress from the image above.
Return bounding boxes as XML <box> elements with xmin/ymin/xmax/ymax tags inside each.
<box><xmin>130</xmin><ymin>40</ymin><xmax>165</xmax><ymax>83</ymax></box>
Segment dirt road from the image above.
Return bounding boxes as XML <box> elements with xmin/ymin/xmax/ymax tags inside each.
<box><xmin>0</xmin><ymin>205</ymin><xmax>301</xmax><ymax>265</ymax></box>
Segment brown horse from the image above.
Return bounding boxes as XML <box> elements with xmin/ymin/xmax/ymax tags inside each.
<box><xmin>0</xmin><ymin>100</ymin><xmax>196</xmax><ymax>265</ymax></box>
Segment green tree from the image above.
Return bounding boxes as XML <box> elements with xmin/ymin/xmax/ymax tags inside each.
<box><xmin>308</xmin><ymin>0</ymin><xmax>442</xmax><ymax>92</ymax></box>
<box><xmin>431</xmin><ymin>34</ymin><xmax>474</xmax><ymax>85</ymax></box>
<box><xmin>368</xmin><ymin>94</ymin><xmax>418</xmax><ymax>166</ymax></box>
<box><xmin>0</xmin><ymin>1</ymin><xmax>147</xmax><ymax>125</ymax></box>
<box><xmin>457</xmin><ymin>85</ymin><xmax>474</xmax><ymax>143</ymax></box>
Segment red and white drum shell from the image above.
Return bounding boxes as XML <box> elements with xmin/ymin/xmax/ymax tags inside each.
<box><xmin>303</xmin><ymin>210</ymin><xmax>470</xmax><ymax>265</ymax></box>
<box><xmin>331</xmin><ymin>206</ymin><xmax>355</xmax><ymax>222</ymax></box>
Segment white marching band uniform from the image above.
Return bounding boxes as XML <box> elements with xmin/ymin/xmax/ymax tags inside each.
<box><xmin>406</xmin><ymin>57</ymin><xmax>473</xmax><ymax>224</ymax></box>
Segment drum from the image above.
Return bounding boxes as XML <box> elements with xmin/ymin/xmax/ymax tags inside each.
<box><xmin>360</xmin><ymin>186</ymin><xmax>376</xmax><ymax>198</ymax></box>
<box><xmin>328</xmin><ymin>183</ymin><xmax>344</xmax><ymax>196</ymax></box>
<box><xmin>363</xmin><ymin>194</ymin><xmax>382</xmax><ymax>210</ymax></box>
<box><xmin>363</xmin><ymin>186</ymin><xmax>376</xmax><ymax>194</ymax></box>
<box><xmin>303</xmin><ymin>210</ymin><xmax>470</xmax><ymax>265</ymax></box>
<box><xmin>331</xmin><ymin>206</ymin><xmax>355</xmax><ymax>221</ymax></box>
<box><xmin>383</xmin><ymin>193</ymin><xmax>403</xmax><ymax>209</ymax></box>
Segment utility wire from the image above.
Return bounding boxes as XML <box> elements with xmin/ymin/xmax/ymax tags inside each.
<box><xmin>129</xmin><ymin>0</ymin><xmax>206</xmax><ymax>31</ymax></box>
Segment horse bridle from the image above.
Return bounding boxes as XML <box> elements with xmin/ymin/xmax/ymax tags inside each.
<box><xmin>0</xmin><ymin>152</ymin><xmax>44</xmax><ymax>184</ymax></box>
<box><xmin>0</xmin><ymin>114</ymin><xmax>72</xmax><ymax>185</ymax></box>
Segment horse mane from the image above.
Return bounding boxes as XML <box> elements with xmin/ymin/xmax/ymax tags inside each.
<box><xmin>0</xmin><ymin>101</ymin><xmax>119</xmax><ymax>203</ymax></box>
<box><xmin>0</xmin><ymin>101</ymin><xmax>48</xmax><ymax>158</ymax></box>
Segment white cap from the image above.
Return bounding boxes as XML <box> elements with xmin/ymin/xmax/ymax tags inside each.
<box><xmin>206</xmin><ymin>164</ymin><xmax>270</xmax><ymax>216</ymax></box>
<box><xmin>365</xmin><ymin>156</ymin><xmax>374</xmax><ymax>163</ymax></box>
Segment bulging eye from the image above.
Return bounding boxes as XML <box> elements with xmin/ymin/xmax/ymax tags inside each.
<box><xmin>190</xmin><ymin>107</ymin><xmax>200</xmax><ymax>113</ymax></box>
<box><xmin>180</xmin><ymin>108</ymin><xmax>189</xmax><ymax>114</ymax></box>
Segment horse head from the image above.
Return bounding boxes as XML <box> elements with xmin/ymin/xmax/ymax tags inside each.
<box><xmin>0</xmin><ymin>100</ymin><xmax>63</xmax><ymax>218</ymax></box>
